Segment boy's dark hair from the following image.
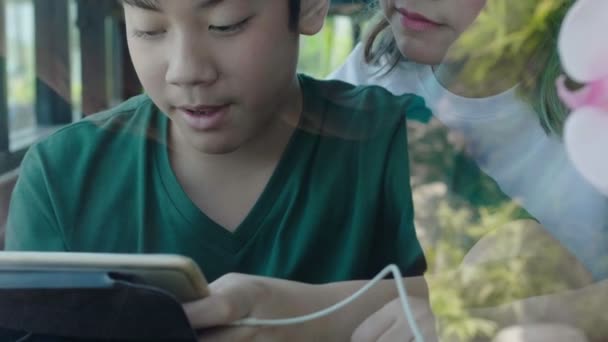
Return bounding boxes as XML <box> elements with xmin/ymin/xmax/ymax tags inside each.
<box><xmin>288</xmin><ymin>0</ymin><xmax>301</xmax><ymax>31</ymax></box>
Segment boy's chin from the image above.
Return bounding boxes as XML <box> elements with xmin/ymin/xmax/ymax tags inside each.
<box><xmin>169</xmin><ymin>120</ymin><xmax>245</xmax><ymax>155</ymax></box>
<box><xmin>193</xmin><ymin>140</ymin><xmax>242</xmax><ymax>155</ymax></box>
<box><xmin>177</xmin><ymin>133</ymin><xmax>241</xmax><ymax>155</ymax></box>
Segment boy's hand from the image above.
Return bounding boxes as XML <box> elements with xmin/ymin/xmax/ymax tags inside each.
<box><xmin>351</xmin><ymin>296</ymin><xmax>439</xmax><ymax>342</ymax></box>
<box><xmin>183</xmin><ymin>273</ymin><xmax>322</xmax><ymax>342</ymax></box>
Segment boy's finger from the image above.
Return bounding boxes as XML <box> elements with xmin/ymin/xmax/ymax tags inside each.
<box><xmin>351</xmin><ymin>306</ymin><xmax>397</xmax><ymax>342</ymax></box>
<box><xmin>183</xmin><ymin>293</ymin><xmax>241</xmax><ymax>329</ymax></box>
<box><xmin>377</xmin><ymin>324</ymin><xmax>413</xmax><ymax>342</ymax></box>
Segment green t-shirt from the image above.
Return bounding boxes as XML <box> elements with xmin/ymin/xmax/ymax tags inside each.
<box><xmin>6</xmin><ymin>75</ymin><xmax>429</xmax><ymax>283</ymax></box>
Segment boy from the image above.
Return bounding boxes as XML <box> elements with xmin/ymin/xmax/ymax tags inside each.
<box><xmin>6</xmin><ymin>0</ymin><xmax>434</xmax><ymax>340</ymax></box>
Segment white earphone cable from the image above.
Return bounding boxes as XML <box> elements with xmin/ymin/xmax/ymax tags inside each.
<box><xmin>230</xmin><ymin>264</ymin><xmax>425</xmax><ymax>342</ymax></box>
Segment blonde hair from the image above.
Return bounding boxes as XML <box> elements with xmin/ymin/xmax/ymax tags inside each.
<box><xmin>363</xmin><ymin>7</ymin><xmax>402</xmax><ymax>72</ymax></box>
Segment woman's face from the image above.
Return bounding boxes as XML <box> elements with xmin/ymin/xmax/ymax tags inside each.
<box><xmin>381</xmin><ymin>0</ymin><xmax>487</xmax><ymax>65</ymax></box>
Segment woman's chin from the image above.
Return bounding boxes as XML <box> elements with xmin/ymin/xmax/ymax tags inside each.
<box><xmin>397</xmin><ymin>43</ymin><xmax>447</xmax><ymax>66</ymax></box>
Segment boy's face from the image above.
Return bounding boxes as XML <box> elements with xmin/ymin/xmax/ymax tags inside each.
<box><xmin>381</xmin><ymin>0</ymin><xmax>486</xmax><ymax>65</ymax></box>
<box><xmin>124</xmin><ymin>0</ymin><xmax>301</xmax><ymax>154</ymax></box>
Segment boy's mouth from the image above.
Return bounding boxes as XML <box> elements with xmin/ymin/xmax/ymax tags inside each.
<box><xmin>176</xmin><ymin>104</ymin><xmax>229</xmax><ymax>131</ymax></box>
<box><xmin>180</xmin><ymin>105</ymin><xmax>227</xmax><ymax>115</ymax></box>
<box><xmin>396</xmin><ymin>8</ymin><xmax>442</xmax><ymax>32</ymax></box>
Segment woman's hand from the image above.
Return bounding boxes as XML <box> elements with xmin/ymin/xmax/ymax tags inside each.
<box><xmin>351</xmin><ymin>296</ymin><xmax>438</xmax><ymax>342</ymax></box>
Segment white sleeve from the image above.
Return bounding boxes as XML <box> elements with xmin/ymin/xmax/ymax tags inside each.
<box><xmin>326</xmin><ymin>43</ymin><xmax>370</xmax><ymax>85</ymax></box>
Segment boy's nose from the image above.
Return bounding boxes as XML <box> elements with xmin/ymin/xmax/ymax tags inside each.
<box><xmin>165</xmin><ymin>41</ymin><xmax>219</xmax><ymax>87</ymax></box>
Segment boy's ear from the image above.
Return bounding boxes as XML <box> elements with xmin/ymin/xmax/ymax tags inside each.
<box><xmin>299</xmin><ymin>0</ymin><xmax>330</xmax><ymax>35</ymax></box>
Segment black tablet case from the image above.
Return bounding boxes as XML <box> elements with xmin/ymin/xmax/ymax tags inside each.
<box><xmin>0</xmin><ymin>270</ymin><xmax>198</xmax><ymax>341</ymax></box>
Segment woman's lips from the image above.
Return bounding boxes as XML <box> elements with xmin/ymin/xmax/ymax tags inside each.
<box><xmin>397</xmin><ymin>8</ymin><xmax>442</xmax><ymax>32</ymax></box>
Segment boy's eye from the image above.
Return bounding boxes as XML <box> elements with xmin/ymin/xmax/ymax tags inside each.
<box><xmin>132</xmin><ymin>29</ymin><xmax>167</xmax><ymax>40</ymax></box>
<box><xmin>209</xmin><ymin>17</ymin><xmax>251</xmax><ymax>35</ymax></box>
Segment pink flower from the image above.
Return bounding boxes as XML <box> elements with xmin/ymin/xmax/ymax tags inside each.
<box><xmin>558</xmin><ymin>0</ymin><xmax>608</xmax><ymax>196</ymax></box>
<box><xmin>557</xmin><ymin>77</ymin><xmax>608</xmax><ymax>111</ymax></box>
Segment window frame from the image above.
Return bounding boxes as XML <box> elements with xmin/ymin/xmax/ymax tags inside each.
<box><xmin>0</xmin><ymin>0</ymin><xmax>129</xmax><ymax>175</ymax></box>
<box><xmin>0</xmin><ymin>0</ymin><xmax>367</xmax><ymax>175</ymax></box>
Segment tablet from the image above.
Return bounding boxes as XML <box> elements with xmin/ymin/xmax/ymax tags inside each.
<box><xmin>0</xmin><ymin>252</ymin><xmax>209</xmax><ymax>302</ymax></box>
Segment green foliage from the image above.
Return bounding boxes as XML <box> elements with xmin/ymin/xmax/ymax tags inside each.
<box><xmin>410</xmin><ymin>7</ymin><xmax>586</xmax><ymax>335</ymax></box>
<box><xmin>408</xmin><ymin>119</ymin><xmax>586</xmax><ymax>341</ymax></box>
<box><xmin>297</xmin><ymin>16</ymin><xmax>355</xmax><ymax>78</ymax></box>
<box><xmin>448</xmin><ymin>0</ymin><xmax>569</xmax><ymax>86</ymax></box>
<box><xmin>407</xmin><ymin>117</ymin><xmax>578</xmax><ymax>338</ymax></box>
<box><xmin>423</xmin><ymin>198</ymin><xmax>588</xmax><ymax>341</ymax></box>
